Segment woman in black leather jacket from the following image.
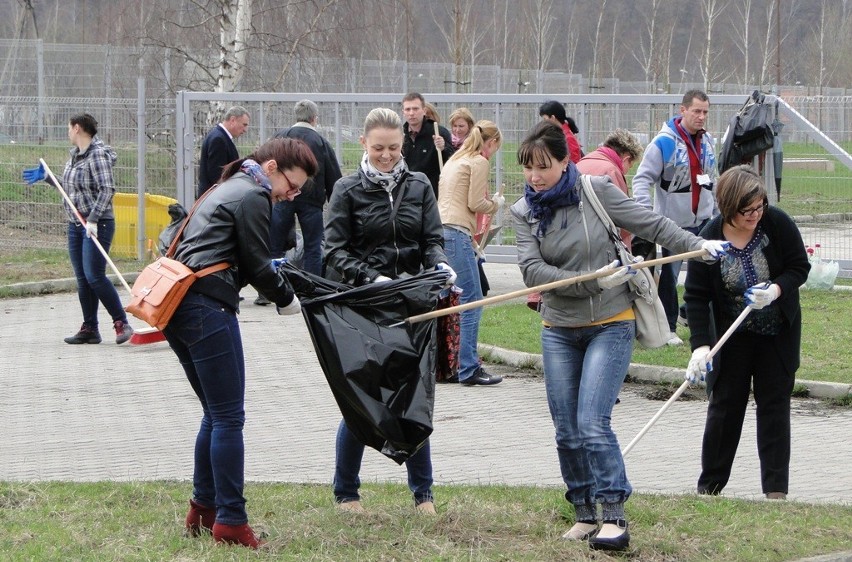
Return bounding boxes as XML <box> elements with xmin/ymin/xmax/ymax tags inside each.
<box><xmin>165</xmin><ymin>137</ymin><xmax>316</xmax><ymax>549</ymax></box>
<box><xmin>324</xmin><ymin>107</ymin><xmax>452</xmax><ymax>515</ymax></box>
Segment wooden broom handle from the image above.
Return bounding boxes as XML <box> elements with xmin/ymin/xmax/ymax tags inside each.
<box><xmin>405</xmin><ymin>248</ymin><xmax>708</xmax><ymax>324</ymax></box>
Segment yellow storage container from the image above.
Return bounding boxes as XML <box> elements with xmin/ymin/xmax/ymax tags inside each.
<box><xmin>113</xmin><ymin>193</ymin><xmax>178</xmax><ymax>258</ymax></box>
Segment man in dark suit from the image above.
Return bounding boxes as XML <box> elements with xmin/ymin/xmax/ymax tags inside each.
<box><xmin>197</xmin><ymin>106</ymin><xmax>250</xmax><ymax>197</ymax></box>
<box><xmin>401</xmin><ymin>92</ymin><xmax>455</xmax><ymax>198</ymax></box>
<box><xmin>267</xmin><ymin>99</ymin><xmax>342</xmax><ymax>282</ymax></box>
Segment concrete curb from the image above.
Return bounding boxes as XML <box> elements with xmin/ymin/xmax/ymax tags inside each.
<box><xmin>478</xmin><ymin>344</ymin><xmax>852</xmax><ymax>400</ymax></box>
<box><xmin>0</xmin><ymin>274</ymin><xmax>138</xmax><ymax>298</ymax></box>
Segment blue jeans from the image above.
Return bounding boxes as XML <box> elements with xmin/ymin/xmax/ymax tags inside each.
<box><xmin>659</xmin><ymin>222</ymin><xmax>706</xmax><ymax>330</ymax></box>
<box><xmin>67</xmin><ymin>219</ymin><xmax>127</xmax><ymax>328</ymax></box>
<box><xmin>540</xmin><ymin>321</ymin><xmax>634</xmax><ymax>513</ymax></box>
<box><xmin>442</xmin><ymin>227</ymin><xmax>483</xmax><ymax>381</ymax></box>
<box><xmin>333</xmin><ymin>419</ymin><xmax>434</xmax><ymax>505</ymax></box>
<box><xmin>270</xmin><ymin>200</ymin><xmax>324</xmax><ymax>276</ymax></box>
<box><xmin>163</xmin><ymin>292</ymin><xmax>248</xmax><ymax>525</ymax></box>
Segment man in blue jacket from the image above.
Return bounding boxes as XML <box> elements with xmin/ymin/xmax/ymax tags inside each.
<box><xmin>197</xmin><ymin>106</ymin><xmax>250</xmax><ymax>197</ymax></box>
<box><xmin>632</xmin><ymin>90</ymin><xmax>719</xmax><ymax>345</ymax></box>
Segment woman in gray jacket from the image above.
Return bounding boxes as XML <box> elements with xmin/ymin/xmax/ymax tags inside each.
<box><xmin>510</xmin><ymin>121</ymin><xmax>727</xmax><ymax>552</ymax></box>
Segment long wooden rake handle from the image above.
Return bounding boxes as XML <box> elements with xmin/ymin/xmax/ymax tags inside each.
<box><xmin>40</xmin><ymin>158</ymin><xmax>133</xmax><ymax>296</ymax></box>
<box><xmin>404</xmin><ymin>248</ymin><xmax>708</xmax><ymax>324</ymax></box>
<box><xmin>620</xmin><ymin>305</ymin><xmax>753</xmax><ymax>457</ymax></box>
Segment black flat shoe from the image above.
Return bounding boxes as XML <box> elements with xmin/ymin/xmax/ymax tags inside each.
<box><xmin>589</xmin><ymin>519</ymin><xmax>630</xmax><ymax>552</ymax></box>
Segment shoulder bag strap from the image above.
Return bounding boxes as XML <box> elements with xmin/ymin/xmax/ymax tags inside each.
<box><xmin>165</xmin><ymin>183</ymin><xmax>220</xmax><ymax>258</ymax></box>
<box><xmin>165</xmin><ymin>184</ymin><xmax>231</xmax><ymax>275</ymax></box>
<box><xmin>580</xmin><ymin>175</ymin><xmax>623</xmax><ymax>247</ymax></box>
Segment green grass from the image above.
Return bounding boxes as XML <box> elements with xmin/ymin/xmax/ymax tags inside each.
<box><xmin>1</xmin><ymin>481</ymin><xmax>850</xmax><ymax>561</ymax></box>
<box><xmin>0</xmin><ymin>248</ymin><xmax>142</xmax><ymax>290</ymax></box>
<box><xmin>480</xmin><ymin>288</ymin><xmax>852</xmax><ymax>385</ymax></box>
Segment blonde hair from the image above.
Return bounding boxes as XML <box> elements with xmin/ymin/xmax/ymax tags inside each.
<box><xmin>602</xmin><ymin>128</ymin><xmax>644</xmax><ymax>163</ymax></box>
<box><xmin>362</xmin><ymin>107</ymin><xmax>402</xmax><ymax>136</ymax></box>
<box><xmin>448</xmin><ymin>107</ymin><xmax>475</xmax><ymax>129</ymax></box>
<box><xmin>449</xmin><ymin>120</ymin><xmax>502</xmax><ymax>162</ymax></box>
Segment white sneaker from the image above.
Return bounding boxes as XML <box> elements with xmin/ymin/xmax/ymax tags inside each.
<box><xmin>666</xmin><ymin>333</ymin><xmax>684</xmax><ymax>346</ymax></box>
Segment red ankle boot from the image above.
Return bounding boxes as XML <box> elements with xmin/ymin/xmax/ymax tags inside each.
<box><xmin>212</xmin><ymin>522</ymin><xmax>264</xmax><ymax>549</ymax></box>
<box><xmin>185</xmin><ymin>499</ymin><xmax>216</xmax><ymax>536</ymax></box>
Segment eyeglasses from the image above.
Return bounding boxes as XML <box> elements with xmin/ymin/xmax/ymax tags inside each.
<box><xmin>737</xmin><ymin>202</ymin><xmax>767</xmax><ymax>217</ymax></box>
<box><xmin>279</xmin><ymin>169</ymin><xmax>302</xmax><ymax>197</ymax></box>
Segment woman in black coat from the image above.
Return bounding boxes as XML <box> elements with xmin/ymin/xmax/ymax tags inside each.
<box><xmin>684</xmin><ymin>164</ymin><xmax>810</xmax><ymax>500</ymax></box>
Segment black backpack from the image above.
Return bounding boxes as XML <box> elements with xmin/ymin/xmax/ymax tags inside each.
<box><xmin>718</xmin><ymin>90</ymin><xmax>782</xmax><ymax>173</ymax></box>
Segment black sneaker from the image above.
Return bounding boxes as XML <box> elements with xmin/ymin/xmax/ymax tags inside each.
<box><xmin>460</xmin><ymin>368</ymin><xmax>503</xmax><ymax>386</ymax></box>
<box><xmin>114</xmin><ymin>320</ymin><xmax>134</xmax><ymax>345</ymax></box>
<box><xmin>254</xmin><ymin>295</ymin><xmax>271</xmax><ymax>306</ymax></box>
<box><xmin>64</xmin><ymin>324</ymin><xmax>102</xmax><ymax>345</ymax></box>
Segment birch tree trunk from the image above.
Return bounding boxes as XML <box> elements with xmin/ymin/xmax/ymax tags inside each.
<box><xmin>217</xmin><ymin>0</ymin><xmax>252</xmax><ymax>93</ymax></box>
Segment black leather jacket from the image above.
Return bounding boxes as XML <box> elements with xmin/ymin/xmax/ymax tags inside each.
<box><xmin>324</xmin><ymin>168</ymin><xmax>447</xmax><ymax>286</ymax></box>
<box><xmin>173</xmin><ymin>172</ymin><xmax>295</xmax><ymax>310</ymax></box>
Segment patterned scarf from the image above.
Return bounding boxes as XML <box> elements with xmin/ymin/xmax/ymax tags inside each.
<box><xmin>239</xmin><ymin>158</ymin><xmax>272</xmax><ymax>192</ymax></box>
<box><xmin>360</xmin><ymin>152</ymin><xmax>407</xmax><ymax>194</ymax></box>
<box><xmin>524</xmin><ymin>162</ymin><xmax>580</xmax><ymax>237</ymax></box>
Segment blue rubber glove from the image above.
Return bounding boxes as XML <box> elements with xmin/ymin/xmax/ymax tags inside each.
<box><xmin>271</xmin><ymin>257</ymin><xmax>289</xmax><ymax>271</ymax></box>
<box><xmin>22</xmin><ymin>163</ymin><xmax>46</xmax><ymax>185</ymax></box>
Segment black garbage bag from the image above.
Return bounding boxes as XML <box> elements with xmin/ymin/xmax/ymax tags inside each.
<box><xmin>277</xmin><ymin>263</ymin><xmax>446</xmax><ymax>464</ymax></box>
<box><xmin>718</xmin><ymin>90</ymin><xmax>781</xmax><ymax>173</ymax></box>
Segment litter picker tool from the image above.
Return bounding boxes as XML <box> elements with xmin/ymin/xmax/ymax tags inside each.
<box><xmin>39</xmin><ymin>158</ymin><xmax>166</xmax><ymax>345</ymax></box>
<box><xmin>620</xmin><ymin>305</ymin><xmax>754</xmax><ymax>457</ymax></box>
<box><xmin>394</xmin><ymin>248</ymin><xmax>708</xmax><ymax>327</ymax></box>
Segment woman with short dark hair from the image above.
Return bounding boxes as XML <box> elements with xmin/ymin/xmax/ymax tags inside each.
<box><xmin>511</xmin><ymin>121</ymin><xmax>728</xmax><ymax>552</ymax></box>
<box><xmin>684</xmin><ymin>164</ymin><xmax>810</xmax><ymax>500</ymax></box>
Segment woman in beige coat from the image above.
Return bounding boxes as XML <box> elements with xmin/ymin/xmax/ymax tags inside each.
<box><xmin>436</xmin><ymin>120</ymin><xmax>505</xmax><ymax>385</ymax></box>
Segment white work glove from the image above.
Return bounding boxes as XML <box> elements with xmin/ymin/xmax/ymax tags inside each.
<box><xmin>492</xmin><ymin>193</ymin><xmax>506</xmax><ymax>209</ymax></box>
<box><xmin>436</xmin><ymin>262</ymin><xmax>457</xmax><ymax>286</ymax></box>
<box><xmin>745</xmin><ymin>282</ymin><xmax>780</xmax><ymax>310</ymax></box>
<box><xmin>701</xmin><ymin>240</ymin><xmax>731</xmax><ymax>262</ymax></box>
<box><xmin>84</xmin><ymin>221</ymin><xmax>98</xmax><ymax>239</ymax></box>
<box><xmin>373</xmin><ymin>274</ymin><xmax>392</xmax><ymax>283</ymax></box>
<box><xmin>685</xmin><ymin>345</ymin><xmax>712</xmax><ymax>385</ymax></box>
<box><xmin>596</xmin><ymin>259</ymin><xmax>636</xmax><ymax>290</ymax></box>
<box><xmin>276</xmin><ymin>295</ymin><xmax>301</xmax><ymax>315</ymax></box>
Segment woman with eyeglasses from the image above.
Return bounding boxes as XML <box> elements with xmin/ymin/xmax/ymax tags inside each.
<box><xmin>684</xmin><ymin>164</ymin><xmax>810</xmax><ymax>501</ymax></box>
<box><xmin>165</xmin><ymin>137</ymin><xmax>317</xmax><ymax>549</ymax></box>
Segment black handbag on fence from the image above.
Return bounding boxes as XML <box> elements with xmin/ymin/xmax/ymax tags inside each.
<box><xmin>579</xmin><ymin>175</ymin><xmax>670</xmax><ymax>348</ymax></box>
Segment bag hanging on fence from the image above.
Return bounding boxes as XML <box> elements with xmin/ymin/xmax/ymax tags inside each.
<box><xmin>579</xmin><ymin>175</ymin><xmax>670</xmax><ymax>348</ymax></box>
<box><xmin>126</xmin><ymin>188</ymin><xmax>229</xmax><ymax>330</ymax></box>
<box><xmin>718</xmin><ymin>90</ymin><xmax>780</xmax><ymax>173</ymax></box>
